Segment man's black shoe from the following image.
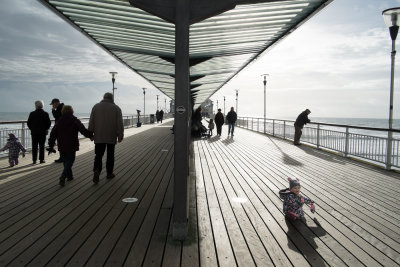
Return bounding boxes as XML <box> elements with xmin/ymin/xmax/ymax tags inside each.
<box><xmin>93</xmin><ymin>170</ymin><xmax>100</xmax><ymax>184</ymax></box>
<box><xmin>59</xmin><ymin>176</ymin><xmax>66</xmax><ymax>186</ymax></box>
<box><xmin>106</xmin><ymin>173</ymin><xmax>115</xmax><ymax>179</ymax></box>
<box><xmin>54</xmin><ymin>159</ymin><xmax>63</xmax><ymax>163</ymax></box>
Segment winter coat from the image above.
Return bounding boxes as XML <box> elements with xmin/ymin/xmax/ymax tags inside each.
<box><xmin>48</xmin><ymin>114</ymin><xmax>92</xmax><ymax>153</ymax></box>
<box><xmin>214</xmin><ymin>112</ymin><xmax>224</xmax><ymax>126</ymax></box>
<box><xmin>27</xmin><ymin>109</ymin><xmax>51</xmax><ymax>136</ymax></box>
<box><xmin>279</xmin><ymin>188</ymin><xmax>314</xmax><ymax>219</ymax></box>
<box><xmin>52</xmin><ymin>103</ymin><xmax>64</xmax><ymax>122</ymax></box>
<box><xmin>226</xmin><ymin>111</ymin><xmax>237</xmax><ymax>124</ymax></box>
<box><xmin>294</xmin><ymin>110</ymin><xmax>310</xmax><ymax>128</ymax></box>
<box><xmin>88</xmin><ymin>99</ymin><xmax>124</xmax><ymax>144</ymax></box>
<box><xmin>0</xmin><ymin>134</ymin><xmax>26</xmax><ymax>159</ymax></box>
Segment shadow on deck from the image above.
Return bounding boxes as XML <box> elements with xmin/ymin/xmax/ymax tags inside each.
<box><xmin>0</xmin><ymin>121</ymin><xmax>399</xmax><ymax>266</ymax></box>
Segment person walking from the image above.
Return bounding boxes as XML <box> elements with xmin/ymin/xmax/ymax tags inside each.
<box><xmin>156</xmin><ymin>110</ymin><xmax>160</xmax><ymax>123</ymax></box>
<box><xmin>27</xmin><ymin>100</ymin><xmax>51</xmax><ymax>164</ymax></box>
<box><xmin>159</xmin><ymin>109</ymin><xmax>164</xmax><ymax>123</ymax></box>
<box><xmin>89</xmin><ymin>92</ymin><xmax>124</xmax><ymax>183</ymax></box>
<box><xmin>294</xmin><ymin>109</ymin><xmax>311</xmax><ymax>145</ymax></box>
<box><xmin>226</xmin><ymin>107</ymin><xmax>237</xmax><ymax>136</ymax></box>
<box><xmin>214</xmin><ymin>109</ymin><xmax>224</xmax><ymax>136</ymax></box>
<box><xmin>50</xmin><ymin>98</ymin><xmax>65</xmax><ymax>163</ymax></box>
<box><xmin>0</xmin><ymin>133</ymin><xmax>26</xmax><ymax>167</ymax></box>
<box><xmin>48</xmin><ymin>105</ymin><xmax>93</xmax><ymax>186</ymax></box>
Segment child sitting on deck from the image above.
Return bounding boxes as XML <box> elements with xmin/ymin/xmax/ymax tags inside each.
<box><xmin>279</xmin><ymin>178</ymin><xmax>315</xmax><ymax>220</ymax></box>
<box><xmin>0</xmin><ymin>133</ymin><xmax>26</xmax><ymax>167</ymax></box>
<box><xmin>205</xmin><ymin>118</ymin><xmax>215</xmax><ymax>136</ymax></box>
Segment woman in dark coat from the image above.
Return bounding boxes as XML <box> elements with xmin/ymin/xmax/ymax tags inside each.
<box><xmin>48</xmin><ymin>105</ymin><xmax>92</xmax><ymax>186</ymax></box>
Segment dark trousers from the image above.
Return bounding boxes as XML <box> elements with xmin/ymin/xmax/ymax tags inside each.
<box><xmin>61</xmin><ymin>152</ymin><xmax>76</xmax><ymax>178</ymax></box>
<box><xmin>216</xmin><ymin>125</ymin><xmax>222</xmax><ymax>135</ymax></box>
<box><xmin>94</xmin><ymin>143</ymin><xmax>115</xmax><ymax>174</ymax></box>
<box><xmin>31</xmin><ymin>134</ymin><xmax>46</xmax><ymax>162</ymax></box>
<box><xmin>294</xmin><ymin>124</ymin><xmax>302</xmax><ymax>144</ymax></box>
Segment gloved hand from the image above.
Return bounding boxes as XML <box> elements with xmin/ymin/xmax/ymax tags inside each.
<box><xmin>310</xmin><ymin>203</ymin><xmax>316</xmax><ymax>213</ymax></box>
<box><xmin>47</xmin><ymin>147</ymin><xmax>56</xmax><ymax>155</ymax></box>
<box><xmin>22</xmin><ymin>152</ymin><xmax>25</xmax><ymax>158</ymax></box>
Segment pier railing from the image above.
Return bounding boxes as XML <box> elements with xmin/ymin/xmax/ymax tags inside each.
<box><xmin>237</xmin><ymin>117</ymin><xmax>400</xmax><ymax>169</ymax></box>
<box><xmin>0</xmin><ymin>114</ymin><xmax>171</xmax><ymax>158</ymax></box>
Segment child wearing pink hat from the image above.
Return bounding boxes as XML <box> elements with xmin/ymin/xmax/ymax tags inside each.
<box><xmin>279</xmin><ymin>178</ymin><xmax>315</xmax><ymax>220</ymax></box>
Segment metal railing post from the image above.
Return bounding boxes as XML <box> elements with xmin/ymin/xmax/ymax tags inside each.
<box><xmin>283</xmin><ymin>120</ymin><xmax>286</xmax><ymax>139</ymax></box>
<box><xmin>345</xmin><ymin>127</ymin><xmax>349</xmax><ymax>157</ymax></box>
<box><xmin>247</xmin><ymin>117</ymin><xmax>248</xmax><ymax>129</ymax></box>
<box><xmin>317</xmin><ymin>123</ymin><xmax>320</xmax><ymax>148</ymax></box>
<box><xmin>252</xmin><ymin>118</ymin><xmax>254</xmax><ymax>131</ymax></box>
<box><xmin>21</xmin><ymin>122</ymin><xmax>26</xmax><ymax>148</ymax></box>
<box><xmin>386</xmin><ymin>130</ymin><xmax>393</xmax><ymax>169</ymax></box>
<box><xmin>272</xmin><ymin>119</ymin><xmax>275</xmax><ymax>136</ymax></box>
<box><xmin>257</xmin><ymin>118</ymin><xmax>259</xmax><ymax>132</ymax></box>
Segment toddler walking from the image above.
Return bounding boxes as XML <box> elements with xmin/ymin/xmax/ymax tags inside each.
<box><xmin>279</xmin><ymin>178</ymin><xmax>315</xmax><ymax>220</ymax></box>
<box><xmin>0</xmin><ymin>133</ymin><xmax>26</xmax><ymax>167</ymax></box>
<box><xmin>205</xmin><ymin>118</ymin><xmax>215</xmax><ymax>136</ymax></box>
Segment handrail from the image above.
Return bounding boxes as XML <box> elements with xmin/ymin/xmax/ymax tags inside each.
<box><xmin>236</xmin><ymin>116</ymin><xmax>400</xmax><ymax>170</ymax></box>
<box><xmin>0</xmin><ymin>114</ymin><xmax>172</xmax><ymax>158</ymax></box>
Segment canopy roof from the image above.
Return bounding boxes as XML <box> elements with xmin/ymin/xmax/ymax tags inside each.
<box><xmin>39</xmin><ymin>0</ymin><xmax>332</xmax><ymax>105</ymax></box>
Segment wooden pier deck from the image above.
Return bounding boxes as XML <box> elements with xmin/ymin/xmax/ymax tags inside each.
<box><xmin>0</xmin><ymin>120</ymin><xmax>399</xmax><ymax>266</ymax></box>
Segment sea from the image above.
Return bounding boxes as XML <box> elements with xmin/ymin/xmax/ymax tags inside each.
<box><xmin>1</xmin><ymin>111</ymin><xmax>399</xmax><ymax>130</ymax></box>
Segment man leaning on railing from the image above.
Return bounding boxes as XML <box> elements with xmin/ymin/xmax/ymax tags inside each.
<box><xmin>294</xmin><ymin>109</ymin><xmax>311</xmax><ymax>146</ymax></box>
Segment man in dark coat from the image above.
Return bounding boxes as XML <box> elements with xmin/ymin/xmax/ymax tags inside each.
<box><xmin>50</xmin><ymin>98</ymin><xmax>65</xmax><ymax>162</ymax></box>
<box><xmin>48</xmin><ymin>105</ymin><xmax>92</xmax><ymax>186</ymax></box>
<box><xmin>214</xmin><ymin>108</ymin><xmax>224</xmax><ymax>136</ymax></box>
<box><xmin>27</xmin><ymin>100</ymin><xmax>51</xmax><ymax>164</ymax></box>
<box><xmin>159</xmin><ymin>109</ymin><xmax>164</xmax><ymax>123</ymax></box>
<box><xmin>294</xmin><ymin>109</ymin><xmax>311</xmax><ymax>145</ymax></box>
<box><xmin>226</xmin><ymin>107</ymin><xmax>237</xmax><ymax>136</ymax></box>
<box><xmin>156</xmin><ymin>110</ymin><xmax>160</xmax><ymax>123</ymax></box>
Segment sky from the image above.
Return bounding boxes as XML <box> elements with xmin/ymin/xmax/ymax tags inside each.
<box><xmin>1</xmin><ymin>0</ymin><xmax>400</xmax><ymax>120</ymax></box>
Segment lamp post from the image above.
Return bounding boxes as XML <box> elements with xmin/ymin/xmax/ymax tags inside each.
<box><xmin>164</xmin><ymin>98</ymin><xmax>167</xmax><ymax>111</ymax></box>
<box><xmin>383</xmin><ymin>7</ymin><xmax>400</xmax><ymax>169</ymax></box>
<box><xmin>261</xmin><ymin>74</ymin><xmax>269</xmax><ymax>134</ymax></box>
<box><xmin>110</xmin><ymin>72</ymin><xmax>118</xmax><ymax>97</ymax></box>
<box><xmin>217</xmin><ymin>100</ymin><xmax>219</xmax><ymax>110</ymax></box>
<box><xmin>235</xmin><ymin>89</ymin><xmax>239</xmax><ymax>116</ymax></box>
<box><xmin>142</xmin><ymin>88</ymin><xmax>146</xmax><ymax>124</ymax></box>
<box><xmin>223</xmin><ymin>96</ymin><xmax>226</xmax><ymax>115</ymax></box>
<box><xmin>156</xmin><ymin>95</ymin><xmax>159</xmax><ymax>110</ymax></box>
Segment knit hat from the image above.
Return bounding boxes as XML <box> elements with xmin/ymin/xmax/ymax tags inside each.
<box><xmin>8</xmin><ymin>133</ymin><xmax>17</xmax><ymax>141</ymax></box>
<box><xmin>288</xmin><ymin>178</ymin><xmax>300</xmax><ymax>189</ymax></box>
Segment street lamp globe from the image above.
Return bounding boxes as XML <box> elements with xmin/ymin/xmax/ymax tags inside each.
<box><xmin>383</xmin><ymin>8</ymin><xmax>400</xmax><ymax>40</ymax></box>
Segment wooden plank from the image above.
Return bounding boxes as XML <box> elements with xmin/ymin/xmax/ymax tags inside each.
<box><xmin>193</xmin><ymin>141</ymin><xmax>218</xmax><ymax>267</ymax></box>
<box><xmin>199</xmin><ymin>140</ymin><xmax>270</xmax><ymax>266</ymax></box>
<box><xmin>221</xmin><ymin>130</ymin><xmax>398</xmax><ymax>266</ymax></box>
<box><xmin>142</xmin><ymin>176</ymin><xmax>174</xmax><ymax>266</ymax></box>
<box><xmin>238</xmin><ymin>138</ymin><xmax>400</xmax><ymax>264</ymax></box>
<box><xmin>196</xmin><ymin>141</ymin><xmax>237</xmax><ymax>267</ymax></box>
<box><xmin>32</xmin><ymin>134</ymin><xmax>173</xmax><ymax>266</ymax></box>
<box><xmin>181</xmin><ymin>145</ymin><xmax>199</xmax><ymax>267</ymax></box>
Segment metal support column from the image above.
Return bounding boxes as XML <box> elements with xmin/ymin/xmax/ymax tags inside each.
<box><xmin>173</xmin><ymin>0</ymin><xmax>190</xmax><ymax>240</ymax></box>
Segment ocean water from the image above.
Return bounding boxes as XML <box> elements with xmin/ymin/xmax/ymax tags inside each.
<box><xmin>0</xmin><ymin>112</ymin><xmax>90</xmax><ymax>129</ymax></box>
<box><xmin>1</xmin><ymin>112</ymin><xmax>399</xmax><ymax>129</ymax></box>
